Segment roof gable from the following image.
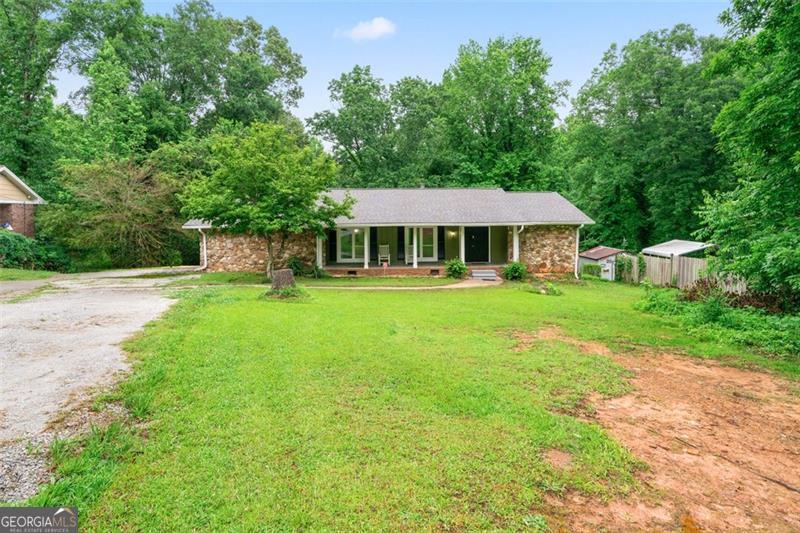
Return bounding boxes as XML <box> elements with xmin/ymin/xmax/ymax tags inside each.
<box><xmin>0</xmin><ymin>166</ymin><xmax>45</xmax><ymax>204</ymax></box>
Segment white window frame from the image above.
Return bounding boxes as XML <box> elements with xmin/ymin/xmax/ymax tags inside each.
<box><xmin>405</xmin><ymin>226</ymin><xmax>438</xmax><ymax>262</ymax></box>
<box><xmin>336</xmin><ymin>227</ymin><xmax>366</xmax><ymax>263</ymax></box>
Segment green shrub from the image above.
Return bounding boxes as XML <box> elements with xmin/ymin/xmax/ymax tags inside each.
<box><xmin>445</xmin><ymin>258</ymin><xmax>468</xmax><ymax>279</ymax></box>
<box><xmin>265</xmin><ymin>286</ymin><xmax>309</xmax><ymax>299</ymax></box>
<box><xmin>685</xmin><ymin>293</ymin><xmax>730</xmax><ymax>326</ymax></box>
<box><xmin>0</xmin><ymin>229</ymin><xmax>72</xmax><ymax>272</ymax></box>
<box><xmin>634</xmin><ymin>280</ymin><xmax>683</xmax><ymax>314</ymax></box>
<box><xmin>636</xmin><ymin>282</ymin><xmax>800</xmax><ymax>358</ymax></box>
<box><xmin>286</xmin><ymin>256</ymin><xmax>306</xmax><ymax>276</ymax></box>
<box><xmin>615</xmin><ymin>255</ymin><xmax>632</xmax><ymax>281</ymax></box>
<box><xmin>581</xmin><ymin>263</ymin><xmax>602</xmax><ymax>278</ymax></box>
<box><xmin>542</xmin><ymin>281</ymin><xmax>563</xmax><ymax>296</ymax></box>
<box><xmin>503</xmin><ymin>261</ymin><xmax>527</xmax><ymax>281</ymax></box>
<box><xmin>308</xmin><ymin>265</ymin><xmax>330</xmax><ymax>279</ymax></box>
<box><xmin>524</xmin><ymin>279</ymin><xmax>563</xmax><ymax>296</ymax></box>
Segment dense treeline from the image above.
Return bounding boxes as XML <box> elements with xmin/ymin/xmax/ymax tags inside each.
<box><xmin>0</xmin><ymin>0</ymin><xmax>797</xmax><ymax>305</ymax></box>
<box><xmin>1</xmin><ymin>0</ymin><xmax>306</xmax><ymax>267</ymax></box>
<box><xmin>310</xmin><ymin>26</ymin><xmax>745</xmax><ymax>251</ymax></box>
<box><xmin>308</xmin><ymin>37</ymin><xmax>564</xmax><ymax>191</ymax></box>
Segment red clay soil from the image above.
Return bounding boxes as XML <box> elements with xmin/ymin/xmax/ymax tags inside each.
<box><xmin>531</xmin><ymin>327</ymin><xmax>800</xmax><ymax>532</ymax></box>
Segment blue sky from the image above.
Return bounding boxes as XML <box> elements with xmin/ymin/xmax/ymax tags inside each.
<box><xmin>55</xmin><ymin>1</ymin><xmax>729</xmax><ymax>121</ymax></box>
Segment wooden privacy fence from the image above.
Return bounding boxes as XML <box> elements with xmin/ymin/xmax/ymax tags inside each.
<box><xmin>618</xmin><ymin>254</ymin><xmax>747</xmax><ymax>293</ymax></box>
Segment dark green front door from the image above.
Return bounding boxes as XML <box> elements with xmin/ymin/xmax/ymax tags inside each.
<box><xmin>465</xmin><ymin>227</ymin><xmax>489</xmax><ymax>262</ymax></box>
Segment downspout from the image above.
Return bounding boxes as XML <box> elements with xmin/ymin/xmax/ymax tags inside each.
<box><xmin>198</xmin><ymin>229</ymin><xmax>208</xmax><ymax>271</ymax></box>
<box><xmin>512</xmin><ymin>225</ymin><xmax>525</xmax><ymax>262</ymax></box>
<box><xmin>574</xmin><ymin>224</ymin><xmax>583</xmax><ymax>279</ymax></box>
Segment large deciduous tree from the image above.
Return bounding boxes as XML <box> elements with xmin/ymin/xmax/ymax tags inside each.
<box><xmin>180</xmin><ymin>123</ymin><xmax>352</xmax><ymax>277</ymax></box>
<box><xmin>39</xmin><ymin>155</ymin><xmax>200</xmax><ymax>268</ymax></box>
<box><xmin>309</xmin><ymin>37</ymin><xmax>562</xmax><ymax>190</ymax></box>
<box><xmin>441</xmin><ymin>37</ymin><xmax>564</xmax><ymax>190</ymax></box>
<box><xmin>307</xmin><ymin>66</ymin><xmax>394</xmax><ymax>186</ymax></box>
<box><xmin>698</xmin><ymin>0</ymin><xmax>800</xmax><ymax>308</ymax></box>
<box><xmin>561</xmin><ymin>24</ymin><xmax>742</xmax><ymax>250</ymax></box>
<box><xmin>0</xmin><ymin>0</ymin><xmax>95</xmax><ymax>193</ymax></box>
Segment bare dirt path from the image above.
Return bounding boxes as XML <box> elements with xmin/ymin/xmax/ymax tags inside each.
<box><xmin>532</xmin><ymin>327</ymin><xmax>800</xmax><ymax>532</ymax></box>
<box><xmin>0</xmin><ymin>267</ymin><xmax>196</xmax><ymax>501</ymax></box>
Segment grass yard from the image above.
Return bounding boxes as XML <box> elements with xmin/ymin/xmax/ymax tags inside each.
<box><xmin>167</xmin><ymin>271</ymin><xmax>270</xmax><ymax>286</ymax></box>
<box><xmin>298</xmin><ymin>276</ymin><xmax>456</xmax><ymax>287</ymax></box>
<box><xmin>29</xmin><ymin>280</ymin><xmax>792</xmax><ymax>530</ymax></box>
<box><xmin>0</xmin><ymin>267</ymin><xmax>56</xmax><ymax>281</ymax></box>
<box><xmin>168</xmin><ymin>271</ymin><xmax>458</xmax><ymax>287</ymax></box>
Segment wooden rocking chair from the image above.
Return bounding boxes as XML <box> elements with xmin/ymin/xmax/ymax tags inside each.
<box><xmin>378</xmin><ymin>244</ymin><xmax>391</xmax><ymax>266</ymax></box>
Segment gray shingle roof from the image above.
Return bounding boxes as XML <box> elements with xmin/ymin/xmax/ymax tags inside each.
<box><xmin>329</xmin><ymin>188</ymin><xmax>593</xmax><ymax>226</ymax></box>
<box><xmin>182</xmin><ymin>219</ymin><xmax>212</xmax><ymax>229</ymax></box>
<box><xmin>182</xmin><ymin>188</ymin><xmax>594</xmax><ymax>229</ymax></box>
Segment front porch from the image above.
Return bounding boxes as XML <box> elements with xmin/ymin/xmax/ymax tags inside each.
<box><xmin>324</xmin><ymin>261</ymin><xmax>506</xmax><ymax>277</ymax></box>
<box><xmin>315</xmin><ymin>225</ymin><xmax>523</xmax><ymax>274</ymax></box>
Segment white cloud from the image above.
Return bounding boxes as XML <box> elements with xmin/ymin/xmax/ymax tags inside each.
<box><xmin>337</xmin><ymin>16</ymin><xmax>397</xmax><ymax>42</ymax></box>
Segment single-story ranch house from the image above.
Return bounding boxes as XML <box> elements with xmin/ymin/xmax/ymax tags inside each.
<box><xmin>183</xmin><ymin>188</ymin><xmax>593</xmax><ymax>276</ymax></box>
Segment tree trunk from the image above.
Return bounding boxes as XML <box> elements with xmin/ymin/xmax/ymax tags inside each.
<box><xmin>265</xmin><ymin>235</ymin><xmax>274</xmax><ymax>279</ymax></box>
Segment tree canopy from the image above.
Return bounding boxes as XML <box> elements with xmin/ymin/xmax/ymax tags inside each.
<box><xmin>1</xmin><ymin>0</ymin><xmax>797</xmax><ymax>306</ymax></box>
<box><xmin>697</xmin><ymin>0</ymin><xmax>800</xmax><ymax>307</ymax></box>
<box><xmin>180</xmin><ymin>122</ymin><xmax>352</xmax><ymax>276</ymax></box>
<box><xmin>559</xmin><ymin>25</ymin><xmax>743</xmax><ymax>250</ymax></box>
<box><xmin>308</xmin><ymin>37</ymin><xmax>563</xmax><ymax>190</ymax></box>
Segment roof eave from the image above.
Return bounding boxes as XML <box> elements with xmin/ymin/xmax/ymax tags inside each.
<box><xmin>0</xmin><ymin>166</ymin><xmax>45</xmax><ymax>204</ymax></box>
<box><xmin>332</xmin><ymin>220</ymin><xmax>594</xmax><ymax>227</ymax></box>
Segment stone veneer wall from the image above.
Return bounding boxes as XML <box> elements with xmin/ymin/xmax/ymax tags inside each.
<box><xmin>507</xmin><ymin>225</ymin><xmax>577</xmax><ymax>274</ymax></box>
<box><xmin>0</xmin><ymin>204</ymin><xmax>36</xmax><ymax>237</ymax></box>
<box><xmin>205</xmin><ymin>231</ymin><xmax>316</xmax><ymax>273</ymax></box>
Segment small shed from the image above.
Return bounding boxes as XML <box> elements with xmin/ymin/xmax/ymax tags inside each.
<box><xmin>0</xmin><ymin>165</ymin><xmax>45</xmax><ymax>237</ymax></box>
<box><xmin>579</xmin><ymin>246</ymin><xmax>625</xmax><ymax>281</ymax></box>
<box><xmin>641</xmin><ymin>239</ymin><xmax>715</xmax><ymax>258</ymax></box>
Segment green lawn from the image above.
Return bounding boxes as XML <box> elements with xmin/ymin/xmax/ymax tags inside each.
<box><xmin>298</xmin><ymin>276</ymin><xmax>456</xmax><ymax>287</ymax></box>
<box><xmin>29</xmin><ymin>280</ymin><xmax>789</xmax><ymax>530</ymax></box>
<box><xmin>169</xmin><ymin>271</ymin><xmax>457</xmax><ymax>287</ymax></box>
<box><xmin>167</xmin><ymin>271</ymin><xmax>270</xmax><ymax>286</ymax></box>
<box><xmin>0</xmin><ymin>267</ymin><xmax>56</xmax><ymax>281</ymax></box>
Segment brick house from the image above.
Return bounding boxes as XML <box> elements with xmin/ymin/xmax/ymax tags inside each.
<box><xmin>0</xmin><ymin>165</ymin><xmax>45</xmax><ymax>238</ymax></box>
<box><xmin>183</xmin><ymin>188</ymin><xmax>593</xmax><ymax>277</ymax></box>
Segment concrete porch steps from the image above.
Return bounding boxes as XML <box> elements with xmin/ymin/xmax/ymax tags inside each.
<box><xmin>470</xmin><ymin>269</ymin><xmax>499</xmax><ymax>281</ymax></box>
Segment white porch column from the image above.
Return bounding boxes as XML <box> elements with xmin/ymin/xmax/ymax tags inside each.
<box><xmin>315</xmin><ymin>235</ymin><xmax>323</xmax><ymax>268</ymax></box>
<box><xmin>363</xmin><ymin>227</ymin><xmax>370</xmax><ymax>269</ymax></box>
<box><xmin>574</xmin><ymin>225</ymin><xmax>582</xmax><ymax>279</ymax></box>
<box><xmin>459</xmin><ymin>226</ymin><xmax>465</xmax><ymax>262</ymax></box>
<box><xmin>412</xmin><ymin>227</ymin><xmax>418</xmax><ymax>268</ymax></box>
<box><xmin>512</xmin><ymin>225</ymin><xmax>520</xmax><ymax>262</ymax></box>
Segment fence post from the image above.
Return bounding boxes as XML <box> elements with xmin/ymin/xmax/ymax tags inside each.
<box><xmin>670</xmin><ymin>254</ymin><xmax>675</xmax><ymax>287</ymax></box>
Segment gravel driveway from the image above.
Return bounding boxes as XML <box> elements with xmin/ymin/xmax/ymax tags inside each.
<box><xmin>0</xmin><ymin>267</ymin><xmax>196</xmax><ymax>500</ymax></box>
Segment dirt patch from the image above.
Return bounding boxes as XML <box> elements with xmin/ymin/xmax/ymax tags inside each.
<box><xmin>543</xmin><ymin>449</ymin><xmax>573</xmax><ymax>470</ymax></box>
<box><xmin>511</xmin><ymin>325</ymin><xmax>612</xmax><ymax>356</ymax></box>
<box><xmin>534</xmin><ymin>326</ymin><xmax>800</xmax><ymax>532</ymax></box>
